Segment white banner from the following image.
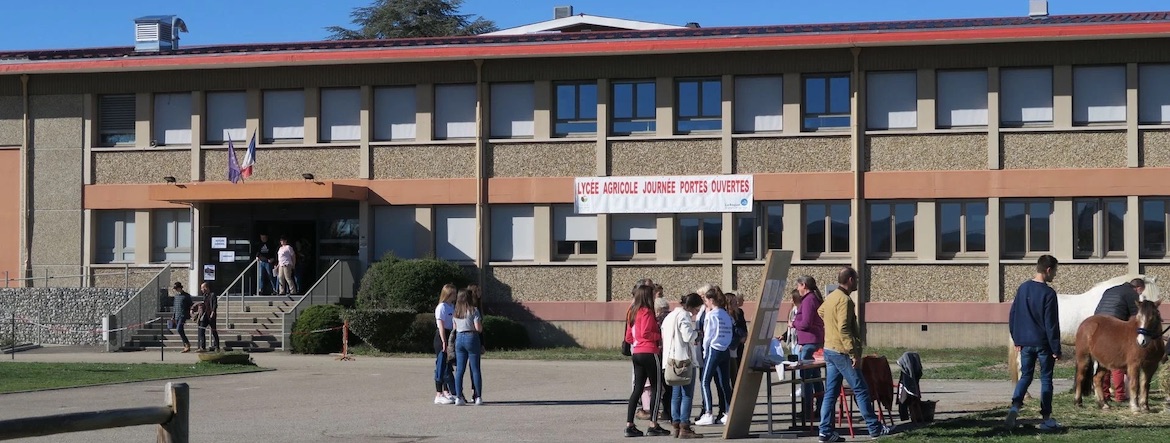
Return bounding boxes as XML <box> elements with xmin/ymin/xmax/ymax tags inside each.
<box><xmin>574</xmin><ymin>175</ymin><xmax>754</xmax><ymax>214</ymax></box>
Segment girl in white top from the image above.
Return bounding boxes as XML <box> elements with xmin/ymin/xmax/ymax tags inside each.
<box><xmin>661</xmin><ymin>292</ymin><xmax>706</xmax><ymax>438</ymax></box>
<box><xmin>433</xmin><ymin>284</ymin><xmax>457</xmax><ymax>405</ymax></box>
<box><xmin>696</xmin><ymin>286</ymin><xmax>734</xmax><ymax>426</ymax></box>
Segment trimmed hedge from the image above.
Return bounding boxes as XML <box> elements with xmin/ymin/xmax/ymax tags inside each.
<box><xmin>482</xmin><ymin>315</ymin><xmax>530</xmax><ymax>351</ymax></box>
<box><xmin>342</xmin><ymin>309</ymin><xmax>419</xmax><ymax>352</ymax></box>
<box><xmin>290</xmin><ymin>304</ymin><xmax>345</xmax><ymax>354</ymax></box>
<box><xmin>400</xmin><ymin>313</ymin><xmax>438</xmax><ymax>353</ymax></box>
<box><xmin>356</xmin><ymin>255</ymin><xmax>470</xmax><ymax>313</ymax></box>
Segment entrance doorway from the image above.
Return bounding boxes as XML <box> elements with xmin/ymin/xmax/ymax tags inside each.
<box><xmin>255</xmin><ymin>220</ymin><xmax>317</xmax><ymax>294</ymax></box>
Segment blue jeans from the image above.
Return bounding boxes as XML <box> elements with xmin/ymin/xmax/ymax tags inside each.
<box><xmin>1012</xmin><ymin>346</ymin><xmax>1054</xmax><ymax>417</ymax></box>
<box><xmin>257</xmin><ymin>260</ymin><xmax>277</xmax><ymax>294</ymax></box>
<box><xmin>671</xmin><ymin>369</ymin><xmax>696</xmax><ymax>424</ymax></box>
<box><xmin>454</xmin><ymin>332</ymin><xmax>483</xmax><ymax>400</ymax></box>
<box><xmin>799</xmin><ymin>344</ymin><xmax>824</xmax><ymax>416</ymax></box>
<box><xmin>820</xmin><ymin>349</ymin><xmax>882</xmax><ymax>437</ymax></box>
<box><xmin>701</xmin><ymin>348</ymin><xmax>732</xmax><ymax>416</ymax></box>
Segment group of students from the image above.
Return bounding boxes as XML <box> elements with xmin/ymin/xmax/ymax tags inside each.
<box><xmin>168</xmin><ymin>281</ymin><xmax>220</xmax><ymax>353</ymax></box>
<box><xmin>432</xmin><ymin>283</ymin><xmax>486</xmax><ymax>406</ymax></box>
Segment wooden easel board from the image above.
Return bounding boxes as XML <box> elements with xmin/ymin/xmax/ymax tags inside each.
<box><xmin>724</xmin><ymin>249</ymin><xmax>793</xmax><ymax>439</ymax></box>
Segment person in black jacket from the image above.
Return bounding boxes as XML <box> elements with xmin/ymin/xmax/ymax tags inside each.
<box><xmin>1093</xmin><ymin>278</ymin><xmax>1146</xmax><ymax>403</ymax></box>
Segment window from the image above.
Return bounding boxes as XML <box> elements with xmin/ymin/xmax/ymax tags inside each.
<box><xmin>151</xmin><ymin>209</ymin><xmax>191</xmax><ymax>262</ymax></box>
<box><xmin>612</xmin><ymin>80</ymin><xmax>656</xmax><ymax>134</ymax></box>
<box><xmin>734</xmin><ymin>213</ymin><xmax>756</xmax><ymax>259</ymax></box>
<box><xmin>373</xmin><ymin>86</ymin><xmax>417</xmax><ymax>141</ymax></box>
<box><xmin>205</xmin><ymin>91</ymin><xmax>246</xmax><ymax>143</ymax></box>
<box><xmin>803</xmin><ymin>74</ymin><xmax>851</xmax><ymax>130</ymax></box>
<box><xmin>553</xmin><ymin>205</ymin><xmax>598</xmax><ymax>258</ymax></box>
<box><xmin>678</xmin><ymin>215</ymin><xmax>721</xmax><ymax>257</ymax></box>
<box><xmin>869</xmin><ymin>201</ymin><xmax>916</xmax><ymax>256</ymax></box>
<box><xmin>490</xmin><ymin>83</ymin><xmax>535</xmax><ymax>138</ymax></box>
<box><xmin>373</xmin><ymin>205</ymin><xmax>418</xmax><ymax>259</ymax></box>
<box><xmin>734</xmin><ymin>76</ymin><xmax>783</xmax><ymax>133</ymax></box>
<box><xmin>554</xmin><ymin>82</ymin><xmax>598</xmax><ymax>135</ymax></box>
<box><xmin>611</xmin><ymin>214</ymin><xmax>657</xmax><ymax>260</ymax></box>
<box><xmin>98</xmin><ymin>94</ymin><xmax>136</xmax><ymax>146</ymax></box>
<box><xmin>804</xmin><ymin>201</ymin><xmax>850</xmax><ymax>256</ymax></box>
<box><xmin>1001</xmin><ymin>68</ymin><xmax>1053</xmax><ymax>126</ymax></box>
<box><xmin>490</xmin><ymin>205</ymin><xmax>535</xmax><ymax>261</ymax></box>
<box><xmin>435</xmin><ymin>205</ymin><xmax>476</xmax><ymax>261</ymax></box>
<box><xmin>320</xmin><ymin>88</ymin><xmax>361</xmax><ymax>142</ymax></box>
<box><xmin>1074</xmin><ymin>198</ymin><xmax>1125</xmax><ymax>258</ymax></box>
<box><xmin>1002</xmin><ymin>200</ymin><xmax>1052</xmax><ymax>256</ymax></box>
<box><xmin>1073</xmin><ymin>66</ymin><xmax>1126</xmax><ymax>125</ymax></box>
<box><xmin>95</xmin><ymin>210</ymin><xmax>135</xmax><ymax>263</ymax></box>
<box><xmin>1139</xmin><ymin>64</ymin><xmax>1170</xmax><ymax>124</ymax></box>
<box><xmin>676</xmin><ymin>78</ymin><xmax>721</xmax><ymax>133</ymax></box>
<box><xmin>736</xmin><ymin>204</ymin><xmax>783</xmax><ymax>259</ymax></box>
<box><xmin>1141</xmin><ymin>198</ymin><xmax>1168</xmax><ymax>257</ymax></box>
<box><xmin>866</xmin><ymin>71</ymin><xmax>917</xmax><ymax>130</ymax></box>
<box><xmin>153</xmin><ymin>93</ymin><xmax>191</xmax><ymax>146</ymax></box>
<box><xmin>435</xmin><ymin>84</ymin><xmax>476</xmax><ymax>139</ymax></box>
<box><xmin>938</xmin><ymin>200</ymin><xmax>987</xmax><ymax>256</ymax></box>
<box><xmin>936</xmin><ymin>70</ymin><xmax>988</xmax><ymax>128</ymax></box>
<box><xmin>262</xmin><ymin>90</ymin><xmax>305</xmax><ymax>142</ymax></box>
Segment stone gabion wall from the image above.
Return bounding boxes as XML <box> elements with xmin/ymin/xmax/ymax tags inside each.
<box><xmin>0</xmin><ymin>288</ymin><xmax>135</xmax><ymax>346</ymax></box>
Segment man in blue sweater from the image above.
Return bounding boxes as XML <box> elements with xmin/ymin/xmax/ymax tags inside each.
<box><xmin>1006</xmin><ymin>255</ymin><xmax>1062</xmax><ymax>432</ymax></box>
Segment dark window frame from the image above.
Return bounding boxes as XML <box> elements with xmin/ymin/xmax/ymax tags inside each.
<box><xmin>868</xmin><ymin>201</ymin><xmax>917</xmax><ymax>258</ymax></box>
<box><xmin>610</xmin><ymin>79</ymin><xmax>657</xmax><ymax>135</ymax></box>
<box><xmin>675</xmin><ymin>77</ymin><xmax>722</xmax><ymax>134</ymax></box>
<box><xmin>1002</xmin><ymin>199</ymin><xmax>1054</xmax><ymax>258</ymax></box>
<box><xmin>803</xmin><ymin>201</ymin><xmax>851</xmax><ymax>259</ymax></box>
<box><xmin>553</xmin><ymin>81</ymin><xmax>598</xmax><ymax>136</ymax></box>
<box><xmin>802</xmin><ymin>73</ymin><xmax>851</xmax><ymax>131</ymax></box>
<box><xmin>1074</xmin><ymin>198</ymin><xmax>1126</xmax><ymax>259</ymax></box>
<box><xmin>937</xmin><ymin>200</ymin><xmax>988</xmax><ymax>259</ymax></box>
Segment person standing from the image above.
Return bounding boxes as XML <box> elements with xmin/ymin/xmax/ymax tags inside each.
<box><xmin>727</xmin><ymin>292</ymin><xmax>748</xmax><ymax>387</ymax></box>
<box><xmin>171</xmin><ymin>282</ymin><xmax>194</xmax><ymax>353</ymax></box>
<box><xmin>276</xmin><ymin>236</ymin><xmax>297</xmax><ymax>296</ymax></box>
<box><xmin>452</xmin><ymin>289</ymin><xmax>484</xmax><ymax>406</ymax></box>
<box><xmin>1092</xmin><ymin>278</ymin><xmax>1145</xmax><ymax>403</ymax></box>
<box><xmin>662</xmin><ymin>292</ymin><xmax>705</xmax><ymax>439</ymax></box>
<box><xmin>254</xmin><ymin>233</ymin><xmax>277</xmax><ymax>295</ymax></box>
<box><xmin>790</xmin><ymin>275</ymin><xmax>826</xmax><ymax>420</ymax></box>
<box><xmin>433</xmin><ymin>284</ymin><xmax>458</xmax><ymax>405</ymax></box>
<box><xmin>197</xmin><ymin>282</ymin><xmax>220</xmax><ymax>352</ymax></box>
<box><xmin>624</xmin><ymin>284</ymin><xmax>670</xmax><ymax>437</ymax></box>
<box><xmin>695</xmin><ymin>286</ymin><xmax>733</xmax><ymax>427</ymax></box>
<box><xmin>816</xmin><ymin>267</ymin><xmax>893</xmax><ymax>442</ymax></box>
<box><xmin>1006</xmin><ymin>255</ymin><xmax>1063</xmax><ymax>432</ymax></box>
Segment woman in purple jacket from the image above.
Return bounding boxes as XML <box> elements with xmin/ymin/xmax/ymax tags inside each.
<box><xmin>788</xmin><ymin>275</ymin><xmax>825</xmax><ymax>419</ymax></box>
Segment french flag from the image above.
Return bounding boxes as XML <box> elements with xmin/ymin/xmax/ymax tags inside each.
<box><xmin>240</xmin><ymin>132</ymin><xmax>257</xmax><ymax>179</ymax></box>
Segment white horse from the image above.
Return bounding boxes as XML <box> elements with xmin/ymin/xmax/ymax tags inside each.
<box><xmin>1057</xmin><ymin>275</ymin><xmax>1162</xmax><ymax>345</ymax></box>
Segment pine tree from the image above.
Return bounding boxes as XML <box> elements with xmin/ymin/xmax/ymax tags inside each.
<box><xmin>326</xmin><ymin>0</ymin><xmax>498</xmax><ymax>40</ymax></box>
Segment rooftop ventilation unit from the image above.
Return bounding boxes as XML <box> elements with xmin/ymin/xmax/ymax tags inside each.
<box><xmin>1029</xmin><ymin>0</ymin><xmax>1049</xmax><ymax>18</ymax></box>
<box><xmin>135</xmin><ymin>15</ymin><xmax>188</xmax><ymax>52</ymax></box>
<box><xmin>554</xmin><ymin>5</ymin><xmax>573</xmax><ymax>19</ymax></box>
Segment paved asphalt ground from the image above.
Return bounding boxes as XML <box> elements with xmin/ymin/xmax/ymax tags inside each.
<box><xmin>0</xmin><ymin>347</ymin><xmax>1070</xmax><ymax>442</ymax></box>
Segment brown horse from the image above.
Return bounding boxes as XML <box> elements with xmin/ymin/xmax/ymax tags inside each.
<box><xmin>1074</xmin><ymin>300</ymin><xmax>1165</xmax><ymax>412</ymax></box>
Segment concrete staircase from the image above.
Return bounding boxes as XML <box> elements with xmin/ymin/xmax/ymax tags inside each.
<box><xmin>120</xmin><ymin>295</ymin><xmax>301</xmax><ymax>352</ymax></box>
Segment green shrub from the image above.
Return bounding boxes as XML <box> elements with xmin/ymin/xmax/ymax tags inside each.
<box><xmin>356</xmin><ymin>255</ymin><xmax>470</xmax><ymax>313</ymax></box>
<box><xmin>482</xmin><ymin>315</ymin><xmax>530</xmax><ymax>351</ymax></box>
<box><xmin>400</xmin><ymin>313</ymin><xmax>438</xmax><ymax>353</ymax></box>
<box><xmin>342</xmin><ymin>309</ymin><xmax>417</xmax><ymax>352</ymax></box>
<box><xmin>290</xmin><ymin>304</ymin><xmax>345</xmax><ymax>354</ymax></box>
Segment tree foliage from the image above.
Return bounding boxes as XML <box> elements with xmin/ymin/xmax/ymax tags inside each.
<box><xmin>327</xmin><ymin>0</ymin><xmax>498</xmax><ymax>40</ymax></box>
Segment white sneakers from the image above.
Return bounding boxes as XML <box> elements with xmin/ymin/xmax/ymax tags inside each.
<box><xmin>695</xmin><ymin>413</ymin><xmax>727</xmax><ymax>426</ymax></box>
<box><xmin>434</xmin><ymin>395</ymin><xmax>455</xmax><ymax>405</ymax></box>
<box><xmin>455</xmin><ymin>397</ymin><xmax>466</xmax><ymax>406</ymax></box>
<box><xmin>474</xmin><ymin>397</ymin><xmax>483</xmax><ymax>406</ymax></box>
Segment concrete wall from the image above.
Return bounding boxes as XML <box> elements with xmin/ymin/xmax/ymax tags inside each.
<box><xmin>866</xmin><ymin>323</ymin><xmax>1008</xmax><ymax>349</ymax></box>
<box><xmin>29</xmin><ymin>95</ymin><xmax>84</xmax><ymax>287</ymax></box>
<box><xmin>489</xmin><ymin>142</ymin><xmax>595</xmax><ymax>177</ymax></box>
<box><xmin>0</xmin><ymin>287</ymin><xmax>134</xmax><ymax>345</ymax></box>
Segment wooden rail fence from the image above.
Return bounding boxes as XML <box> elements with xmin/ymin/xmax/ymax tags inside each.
<box><xmin>0</xmin><ymin>382</ymin><xmax>188</xmax><ymax>442</ymax></box>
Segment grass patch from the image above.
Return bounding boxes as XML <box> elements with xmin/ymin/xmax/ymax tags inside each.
<box><xmin>866</xmin><ymin>347</ymin><xmax>1076</xmax><ymax>380</ymax></box>
<box><xmin>0</xmin><ymin>361</ymin><xmax>267</xmax><ymax>393</ymax></box>
<box><xmin>348</xmin><ymin>344</ymin><xmax>629</xmax><ymax>361</ymax></box>
<box><xmin>893</xmin><ymin>390</ymin><xmax>1170</xmax><ymax>442</ymax></box>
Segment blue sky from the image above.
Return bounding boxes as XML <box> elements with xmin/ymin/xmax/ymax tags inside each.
<box><xmin>1</xmin><ymin>0</ymin><xmax>1169</xmax><ymax>51</ymax></box>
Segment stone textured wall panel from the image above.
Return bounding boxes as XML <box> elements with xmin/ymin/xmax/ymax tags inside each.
<box><xmin>1001</xmin><ymin>263</ymin><xmax>1127</xmax><ymax>301</ymax></box>
<box><xmin>734</xmin><ymin>264</ymin><xmax>841</xmax><ymax>302</ymax></box>
<box><xmin>1140</xmin><ymin>130</ymin><xmax>1170</xmax><ymax>168</ymax></box>
<box><xmin>30</xmin><ymin>95</ymin><xmax>83</xmax><ymax>149</ymax></box>
<box><xmin>1001</xmin><ymin>131</ymin><xmax>1125</xmax><ymax>170</ymax></box>
<box><xmin>32</xmin><ymin>149</ymin><xmax>82</xmax><ymax>210</ymax></box>
<box><xmin>486</xmin><ymin>265</ymin><xmax>597</xmax><ymax>302</ymax></box>
<box><xmin>490</xmin><ymin>142</ymin><xmax>595</xmax><ymax>177</ymax></box>
<box><xmin>203</xmin><ymin>147</ymin><xmax>360</xmax><ymax>181</ymax></box>
<box><xmin>866</xmin><ymin>134</ymin><xmax>987</xmax><ymax>171</ymax></box>
<box><xmin>373</xmin><ymin>144</ymin><xmax>475</xmax><ymax>179</ymax></box>
<box><xmin>609</xmin><ymin>265</ymin><xmax>722</xmax><ymax>301</ymax></box>
<box><xmin>734</xmin><ymin>137</ymin><xmax>851</xmax><ymax>174</ymax></box>
<box><xmin>30</xmin><ymin>211</ymin><xmax>81</xmax><ymax>267</ymax></box>
<box><xmin>0</xmin><ymin>95</ymin><xmax>21</xmax><ymax>146</ymax></box>
<box><xmin>868</xmin><ymin>264</ymin><xmax>987</xmax><ymax>302</ymax></box>
<box><xmin>610</xmin><ymin>140</ymin><xmax>720</xmax><ymax>176</ymax></box>
<box><xmin>94</xmin><ymin>150</ymin><xmax>191</xmax><ymax>184</ymax></box>
<box><xmin>0</xmin><ymin>288</ymin><xmax>134</xmax><ymax>345</ymax></box>
<box><xmin>90</xmin><ymin>267</ymin><xmax>187</xmax><ymax>289</ymax></box>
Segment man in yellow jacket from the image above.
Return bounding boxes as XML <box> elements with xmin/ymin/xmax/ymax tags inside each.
<box><xmin>815</xmin><ymin>267</ymin><xmax>893</xmax><ymax>442</ymax></box>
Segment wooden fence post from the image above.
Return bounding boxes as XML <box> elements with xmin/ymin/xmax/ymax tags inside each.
<box><xmin>157</xmin><ymin>382</ymin><xmax>189</xmax><ymax>443</ymax></box>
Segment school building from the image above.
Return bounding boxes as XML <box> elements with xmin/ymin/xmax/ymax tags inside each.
<box><xmin>4</xmin><ymin>6</ymin><xmax>1170</xmax><ymax>348</ymax></box>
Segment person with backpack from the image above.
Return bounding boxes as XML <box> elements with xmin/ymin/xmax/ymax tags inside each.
<box><xmin>451</xmin><ymin>289</ymin><xmax>484</xmax><ymax>406</ymax></box>
<box><xmin>662</xmin><ymin>292</ymin><xmax>705</xmax><ymax>439</ymax></box>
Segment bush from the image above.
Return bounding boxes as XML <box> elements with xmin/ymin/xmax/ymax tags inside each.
<box><xmin>400</xmin><ymin>313</ymin><xmax>438</xmax><ymax>353</ymax></box>
<box><xmin>357</xmin><ymin>255</ymin><xmax>470</xmax><ymax>313</ymax></box>
<box><xmin>342</xmin><ymin>309</ymin><xmax>417</xmax><ymax>352</ymax></box>
<box><xmin>482</xmin><ymin>315</ymin><xmax>530</xmax><ymax>351</ymax></box>
<box><xmin>290</xmin><ymin>304</ymin><xmax>345</xmax><ymax>354</ymax></box>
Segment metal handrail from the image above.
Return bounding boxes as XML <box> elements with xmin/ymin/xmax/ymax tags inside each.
<box><xmin>106</xmin><ymin>264</ymin><xmax>171</xmax><ymax>352</ymax></box>
<box><xmin>280</xmin><ymin>260</ymin><xmax>357</xmax><ymax>351</ymax></box>
<box><xmin>217</xmin><ymin>258</ymin><xmax>258</xmax><ymax>326</ymax></box>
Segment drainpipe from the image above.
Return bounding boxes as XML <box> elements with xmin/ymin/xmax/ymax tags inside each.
<box><xmin>474</xmin><ymin>59</ymin><xmax>487</xmax><ymax>293</ymax></box>
<box><xmin>19</xmin><ymin>74</ymin><xmax>31</xmax><ymax>285</ymax></box>
<box><xmin>849</xmin><ymin>47</ymin><xmax>868</xmax><ymax>343</ymax></box>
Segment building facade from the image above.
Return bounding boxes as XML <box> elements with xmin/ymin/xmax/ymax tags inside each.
<box><xmin>4</xmin><ymin>11</ymin><xmax>1170</xmax><ymax>347</ymax></box>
